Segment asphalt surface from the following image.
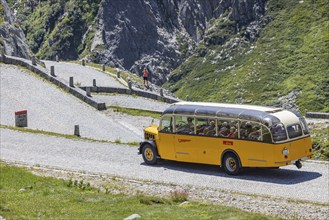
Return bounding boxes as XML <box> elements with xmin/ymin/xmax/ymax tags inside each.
<box><xmin>94</xmin><ymin>94</ymin><xmax>169</xmax><ymax>112</ymax></box>
<box><xmin>43</xmin><ymin>61</ymin><xmax>125</xmax><ymax>88</ymax></box>
<box><xmin>0</xmin><ymin>64</ymin><xmax>143</xmax><ymax>142</ymax></box>
<box><xmin>1</xmin><ymin>128</ymin><xmax>328</xmax><ymax>204</ymax></box>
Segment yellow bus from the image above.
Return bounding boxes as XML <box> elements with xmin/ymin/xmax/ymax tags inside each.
<box><xmin>138</xmin><ymin>102</ymin><xmax>312</xmax><ymax>175</ymax></box>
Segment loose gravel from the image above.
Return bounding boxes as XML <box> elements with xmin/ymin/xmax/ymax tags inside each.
<box><xmin>1</xmin><ymin>129</ymin><xmax>328</xmax><ymax>219</ymax></box>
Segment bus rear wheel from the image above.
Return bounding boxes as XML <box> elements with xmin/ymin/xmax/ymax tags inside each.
<box><xmin>223</xmin><ymin>153</ymin><xmax>241</xmax><ymax>175</ymax></box>
<box><xmin>142</xmin><ymin>144</ymin><xmax>158</xmax><ymax>165</ymax></box>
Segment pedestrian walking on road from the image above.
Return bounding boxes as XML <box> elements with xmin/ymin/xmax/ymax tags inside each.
<box><xmin>143</xmin><ymin>67</ymin><xmax>149</xmax><ymax>88</ymax></box>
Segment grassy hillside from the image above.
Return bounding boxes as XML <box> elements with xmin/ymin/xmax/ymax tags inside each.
<box><xmin>0</xmin><ymin>163</ymin><xmax>278</xmax><ymax>219</ymax></box>
<box><xmin>166</xmin><ymin>0</ymin><xmax>329</xmax><ymax>113</ymax></box>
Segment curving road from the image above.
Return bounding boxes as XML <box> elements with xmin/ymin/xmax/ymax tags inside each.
<box><xmin>1</xmin><ymin>61</ymin><xmax>329</xmax><ymax>219</ymax></box>
<box><xmin>1</xmin><ymin>128</ymin><xmax>328</xmax><ymax>205</ymax></box>
<box><xmin>0</xmin><ymin>64</ymin><xmax>165</xmax><ymax>142</ymax></box>
<box><xmin>43</xmin><ymin>61</ymin><xmax>125</xmax><ymax>88</ymax></box>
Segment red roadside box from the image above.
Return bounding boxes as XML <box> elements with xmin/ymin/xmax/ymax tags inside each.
<box><xmin>15</xmin><ymin>110</ymin><xmax>28</xmax><ymax>127</ymax></box>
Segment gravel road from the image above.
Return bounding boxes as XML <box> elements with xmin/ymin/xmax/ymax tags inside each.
<box><xmin>0</xmin><ymin>64</ymin><xmax>146</xmax><ymax>142</ymax></box>
<box><xmin>1</xmin><ymin>128</ymin><xmax>328</xmax><ymax>219</ymax></box>
<box><xmin>43</xmin><ymin>61</ymin><xmax>125</xmax><ymax>88</ymax></box>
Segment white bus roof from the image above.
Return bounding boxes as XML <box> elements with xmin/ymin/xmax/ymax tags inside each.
<box><xmin>163</xmin><ymin>102</ymin><xmax>302</xmax><ymax>126</ymax></box>
<box><xmin>173</xmin><ymin>102</ymin><xmax>282</xmax><ymax>112</ymax></box>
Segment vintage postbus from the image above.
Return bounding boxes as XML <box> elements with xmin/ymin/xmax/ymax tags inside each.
<box><xmin>138</xmin><ymin>102</ymin><xmax>312</xmax><ymax>175</ymax></box>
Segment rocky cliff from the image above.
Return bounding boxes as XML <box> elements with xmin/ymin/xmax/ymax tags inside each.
<box><xmin>0</xmin><ymin>0</ymin><xmax>30</xmax><ymax>59</ymax></box>
<box><xmin>4</xmin><ymin>0</ymin><xmax>266</xmax><ymax>84</ymax></box>
<box><xmin>91</xmin><ymin>0</ymin><xmax>266</xmax><ymax>84</ymax></box>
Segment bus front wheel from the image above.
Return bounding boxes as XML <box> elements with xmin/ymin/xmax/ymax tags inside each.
<box><xmin>142</xmin><ymin>144</ymin><xmax>158</xmax><ymax>165</ymax></box>
<box><xmin>222</xmin><ymin>153</ymin><xmax>241</xmax><ymax>175</ymax></box>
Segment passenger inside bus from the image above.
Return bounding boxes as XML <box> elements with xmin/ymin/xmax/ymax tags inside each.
<box><xmin>176</xmin><ymin>117</ymin><xmax>194</xmax><ymax>134</ymax></box>
<box><xmin>240</xmin><ymin>122</ymin><xmax>253</xmax><ymax>139</ymax></box>
<box><xmin>227</xmin><ymin>126</ymin><xmax>238</xmax><ymax>138</ymax></box>
<box><xmin>248</xmin><ymin>126</ymin><xmax>261</xmax><ymax>140</ymax></box>
<box><xmin>202</xmin><ymin>120</ymin><xmax>216</xmax><ymax>136</ymax></box>
<box><xmin>219</xmin><ymin>122</ymin><xmax>229</xmax><ymax>136</ymax></box>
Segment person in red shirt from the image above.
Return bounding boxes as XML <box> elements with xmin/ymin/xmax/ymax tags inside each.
<box><xmin>142</xmin><ymin>67</ymin><xmax>149</xmax><ymax>87</ymax></box>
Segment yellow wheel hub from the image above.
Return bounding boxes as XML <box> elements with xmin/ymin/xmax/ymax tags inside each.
<box><xmin>229</xmin><ymin>158</ymin><xmax>236</xmax><ymax>170</ymax></box>
<box><xmin>145</xmin><ymin>148</ymin><xmax>153</xmax><ymax>160</ymax></box>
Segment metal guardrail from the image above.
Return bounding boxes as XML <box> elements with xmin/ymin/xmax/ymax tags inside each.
<box><xmin>306</xmin><ymin>112</ymin><xmax>329</xmax><ymax>119</ymax></box>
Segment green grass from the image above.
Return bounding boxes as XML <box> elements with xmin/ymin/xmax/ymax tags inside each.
<box><xmin>310</xmin><ymin>126</ymin><xmax>329</xmax><ymax>161</ymax></box>
<box><xmin>0</xmin><ymin>3</ymin><xmax>4</xmax><ymax>25</ymax></box>
<box><xmin>0</xmin><ymin>163</ymin><xmax>280</xmax><ymax>219</ymax></box>
<box><xmin>108</xmin><ymin>106</ymin><xmax>161</xmax><ymax>119</ymax></box>
<box><xmin>0</xmin><ymin>124</ymin><xmax>138</xmax><ymax>146</ymax></box>
<box><xmin>165</xmin><ymin>0</ymin><xmax>329</xmax><ymax>113</ymax></box>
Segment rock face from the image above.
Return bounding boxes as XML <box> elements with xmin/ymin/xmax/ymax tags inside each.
<box><xmin>0</xmin><ymin>0</ymin><xmax>30</xmax><ymax>59</ymax></box>
<box><xmin>91</xmin><ymin>0</ymin><xmax>266</xmax><ymax>85</ymax></box>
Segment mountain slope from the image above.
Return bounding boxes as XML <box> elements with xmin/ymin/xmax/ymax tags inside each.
<box><xmin>6</xmin><ymin>0</ymin><xmax>101</xmax><ymax>60</ymax></box>
<box><xmin>0</xmin><ymin>0</ymin><xmax>31</xmax><ymax>58</ymax></box>
<box><xmin>165</xmin><ymin>0</ymin><xmax>329</xmax><ymax>112</ymax></box>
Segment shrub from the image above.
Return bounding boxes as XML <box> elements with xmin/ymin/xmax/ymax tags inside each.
<box><xmin>170</xmin><ymin>190</ymin><xmax>189</xmax><ymax>203</ymax></box>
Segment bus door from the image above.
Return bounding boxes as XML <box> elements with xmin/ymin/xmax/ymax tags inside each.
<box><xmin>173</xmin><ymin>116</ymin><xmax>196</xmax><ymax>162</ymax></box>
<box><xmin>157</xmin><ymin>116</ymin><xmax>176</xmax><ymax>160</ymax></box>
<box><xmin>174</xmin><ymin>133</ymin><xmax>197</xmax><ymax>162</ymax></box>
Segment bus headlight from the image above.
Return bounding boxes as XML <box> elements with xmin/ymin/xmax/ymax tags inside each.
<box><xmin>282</xmin><ymin>148</ymin><xmax>289</xmax><ymax>155</ymax></box>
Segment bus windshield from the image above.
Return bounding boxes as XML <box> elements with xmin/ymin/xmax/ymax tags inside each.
<box><xmin>299</xmin><ymin>117</ymin><xmax>310</xmax><ymax>135</ymax></box>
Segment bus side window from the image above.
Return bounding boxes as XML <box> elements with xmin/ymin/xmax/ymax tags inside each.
<box><xmin>196</xmin><ymin>118</ymin><xmax>207</xmax><ymax>135</ymax></box>
<box><xmin>261</xmin><ymin>125</ymin><xmax>272</xmax><ymax>143</ymax></box>
<box><xmin>175</xmin><ymin>116</ymin><xmax>195</xmax><ymax>134</ymax></box>
<box><xmin>196</xmin><ymin>118</ymin><xmax>216</xmax><ymax>136</ymax></box>
<box><xmin>240</xmin><ymin>121</ymin><xmax>263</xmax><ymax>141</ymax></box>
<box><xmin>159</xmin><ymin>116</ymin><xmax>173</xmax><ymax>133</ymax></box>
